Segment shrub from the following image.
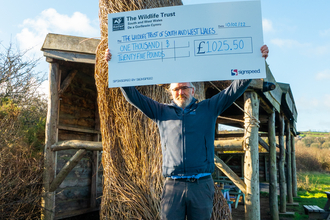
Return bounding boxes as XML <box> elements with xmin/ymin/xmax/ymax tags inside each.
<box><xmin>0</xmin><ymin>143</ymin><xmax>44</xmax><ymax>219</ymax></box>
<box><xmin>321</xmin><ymin>142</ymin><xmax>330</xmax><ymax>149</ymax></box>
<box><xmin>321</xmin><ymin>162</ymin><xmax>330</xmax><ymax>171</ymax></box>
<box><xmin>310</xmin><ymin>143</ymin><xmax>320</xmax><ymax>148</ymax></box>
<box><xmin>295</xmin><ymin>140</ymin><xmax>330</xmax><ymax>172</ymax></box>
<box><xmin>302</xmin><ymin>137</ymin><xmax>316</xmax><ymax>147</ymax></box>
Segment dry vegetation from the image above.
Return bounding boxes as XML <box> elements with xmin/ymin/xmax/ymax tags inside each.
<box><xmin>295</xmin><ymin>132</ymin><xmax>330</xmax><ymax>172</ymax></box>
<box><xmin>0</xmin><ymin>42</ymin><xmax>46</xmax><ymax>219</ymax></box>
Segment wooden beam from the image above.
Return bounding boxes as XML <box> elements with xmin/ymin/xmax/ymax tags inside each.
<box><xmin>214</xmin><ymin>155</ymin><xmax>246</xmax><ymax>195</ymax></box>
<box><xmin>215</xmin><ymin>132</ymin><xmax>244</xmax><ymax>139</ymax></box>
<box><xmin>286</xmin><ymin>121</ymin><xmax>293</xmax><ymax>204</ymax></box>
<box><xmin>51</xmin><ymin>140</ymin><xmax>102</xmax><ymax>151</ymax></box>
<box><xmin>258</xmin><ymin>136</ymin><xmax>270</xmax><ymax>151</ymax></box>
<box><xmin>268</xmin><ymin>110</ymin><xmax>279</xmax><ymax>220</ymax></box>
<box><xmin>278</xmin><ymin>113</ymin><xmax>286</xmax><ymax>213</ymax></box>
<box><xmin>244</xmin><ymin>91</ymin><xmax>260</xmax><ymax>220</ymax></box>
<box><xmin>49</xmin><ymin>149</ymin><xmax>86</xmax><ymax>192</ymax></box>
<box><xmin>42</xmin><ymin>62</ymin><xmax>59</xmax><ymax>220</ymax></box>
<box><xmin>215</xmin><ymin>132</ymin><xmax>268</xmax><ymax>139</ymax></box>
<box><xmin>58</xmin><ymin>70</ymin><xmax>77</xmax><ymax>96</ymax></box>
<box><xmin>214</xmin><ymin>139</ymin><xmax>244</xmax><ymax>152</ymax></box>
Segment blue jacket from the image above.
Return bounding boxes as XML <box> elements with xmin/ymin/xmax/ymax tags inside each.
<box><xmin>121</xmin><ymin>79</ymin><xmax>251</xmax><ymax>177</ymax></box>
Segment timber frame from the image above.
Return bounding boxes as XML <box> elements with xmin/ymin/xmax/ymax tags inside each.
<box><xmin>41</xmin><ymin>33</ymin><xmax>298</xmax><ymax>220</ymax></box>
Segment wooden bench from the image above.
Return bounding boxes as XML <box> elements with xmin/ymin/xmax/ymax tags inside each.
<box><xmin>324</xmin><ymin>192</ymin><xmax>330</xmax><ymax>211</ymax></box>
<box><xmin>303</xmin><ymin>205</ymin><xmax>329</xmax><ymax>220</ymax></box>
<box><xmin>229</xmin><ymin>191</ymin><xmax>245</xmax><ymax>208</ymax></box>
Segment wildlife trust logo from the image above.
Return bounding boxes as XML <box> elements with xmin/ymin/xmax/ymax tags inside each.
<box><xmin>231</xmin><ymin>68</ymin><xmax>260</xmax><ymax>76</ymax></box>
<box><xmin>112</xmin><ymin>17</ymin><xmax>125</xmax><ymax>31</ymax></box>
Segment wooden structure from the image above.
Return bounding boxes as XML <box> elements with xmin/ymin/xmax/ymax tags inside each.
<box><xmin>41</xmin><ymin>33</ymin><xmax>298</xmax><ymax>220</ymax></box>
<box><xmin>41</xmin><ymin>34</ymin><xmax>103</xmax><ymax>219</ymax></box>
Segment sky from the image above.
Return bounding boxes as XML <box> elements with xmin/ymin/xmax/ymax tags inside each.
<box><xmin>1</xmin><ymin>0</ymin><xmax>330</xmax><ymax>132</ymax></box>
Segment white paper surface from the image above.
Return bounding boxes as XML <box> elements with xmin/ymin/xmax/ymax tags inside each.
<box><xmin>108</xmin><ymin>1</ymin><xmax>265</xmax><ymax>88</ymax></box>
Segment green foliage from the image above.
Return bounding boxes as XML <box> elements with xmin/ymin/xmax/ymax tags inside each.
<box><xmin>0</xmin><ymin>97</ymin><xmax>20</xmax><ymax>119</ymax></box>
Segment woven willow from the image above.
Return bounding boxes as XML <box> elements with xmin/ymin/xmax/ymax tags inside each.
<box><xmin>95</xmin><ymin>0</ymin><xmax>231</xmax><ymax>219</ymax></box>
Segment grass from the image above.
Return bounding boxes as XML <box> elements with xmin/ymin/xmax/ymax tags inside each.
<box><xmin>280</xmin><ymin>172</ymin><xmax>330</xmax><ymax>219</ymax></box>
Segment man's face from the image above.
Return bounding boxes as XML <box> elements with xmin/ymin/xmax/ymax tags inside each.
<box><xmin>170</xmin><ymin>82</ymin><xmax>195</xmax><ymax>109</ymax></box>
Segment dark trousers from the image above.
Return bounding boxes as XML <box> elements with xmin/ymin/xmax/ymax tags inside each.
<box><xmin>161</xmin><ymin>176</ymin><xmax>214</xmax><ymax>220</ymax></box>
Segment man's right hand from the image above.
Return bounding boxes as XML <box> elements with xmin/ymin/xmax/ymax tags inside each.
<box><xmin>105</xmin><ymin>49</ymin><xmax>112</xmax><ymax>62</ymax></box>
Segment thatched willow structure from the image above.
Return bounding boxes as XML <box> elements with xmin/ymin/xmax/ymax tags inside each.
<box><xmin>95</xmin><ymin>0</ymin><xmax>230</xmax><ymax>219</ymax></box>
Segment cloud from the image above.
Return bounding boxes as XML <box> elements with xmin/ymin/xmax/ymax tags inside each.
<box><xmin>315</xmin><ymin>69</ymin><xmax>330</xmax><ymax>80</ymax></box>
<box><xmin>262</xmin><ymin>19</ymin><xmax>274</xmax><ymax>33</ymax></box>
<box><xmin>16</xmin><ymin>8</ymin><xmax>99</xmax><ymax>54</ymax></box>
<box><xmin>297</xmin><ymin>97</ymin><xmax>320</xmax><ymax>112</ymax></box>
<box><xmin>270</xmin><ymin>38</ymin><xmax>308</xmax><ymax>49</ymax></box>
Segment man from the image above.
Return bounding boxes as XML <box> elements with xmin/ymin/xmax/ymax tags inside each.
<box><xmin>105</xmin><ymin>45</ymin><xmax>269</xmax><ymax>220</ymax></box>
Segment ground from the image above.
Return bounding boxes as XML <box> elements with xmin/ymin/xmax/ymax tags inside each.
<box><xmin>231</xmin><ymin>193</ymin><xmax>271</xmax><ymax>220</ymax></box>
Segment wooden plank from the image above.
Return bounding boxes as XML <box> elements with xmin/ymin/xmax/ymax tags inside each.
<box><xmin>268</xmin><ymin>110</ymin><xmax>279</xmax><ymax>220</ymax></box>
<box><xmin>244</xmin><ymin>91</ymin><xmax>260</xmax><ymax>220</ymax></box>
<box><xmin>51</xmin><ymin>140</ymin><xmax>102</xmax><ymax>151</ymax></box>
<box><xmin>42</xmin><ymin>61</ymin><xmax>59</xmax><ymax>220</ymax></box>
<box><xmin>43</xmin><ymin>50</ymin><xmax>96</xmax><ymax>64</ymax></box>
<box><xmin>214</xmin><ymin>155</ymin><xmax>246</xmax><ymax>195</ymax></box>
<box><xmin>90</xmin><ymin>151</ymin><xmax>98</xmax><ymax>208</ymax></box>
<box><xmin>278</xmin><ymin>113</ymin><xmax>286</xmax><ymax>213</ymax></box>
<box><xmin>41</xmin><ymin>33</ymin><xmax>100</xmax><ymax>55</ymax></box>
<box><xmin>58</xmin><ymin>125</ymin><xmax>101</xmax><ymax>134</ymax></box>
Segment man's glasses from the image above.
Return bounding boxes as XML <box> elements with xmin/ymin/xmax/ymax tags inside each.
<box><xmin>171</xmin><ymin>86</ymin><xmax>192</xmax><ymax>92</ymax></box>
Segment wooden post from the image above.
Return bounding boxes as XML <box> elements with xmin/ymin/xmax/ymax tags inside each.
<box><xmin>42</xmin><ymin>61</ymin><xmax>59</xmax><ymax>220</ymax></box>
<box><xmin>268</xmin><ymin>111</ymin><xmax>279</xmax><ymax>220</ymax></box>
<box><xmin>278</xmin><ymin>113</ymin><xmax>286</xmax><ymax>213</ymax></box>
<box><xmin>291</xmin><ymin>134</ymin><xmax>298</xmax><ymax>197</ymax></box>
<box><xmin>243</xmin><ymin>91</ymin><xmax>260</xmax><ymax>220</ymax></box>
<box><xmin>286</xmin><ymin>121</ymin><xmax>293</xmax><ymax>204</ymax></box>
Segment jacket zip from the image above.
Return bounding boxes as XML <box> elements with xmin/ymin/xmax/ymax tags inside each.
<box><xmin>182</xmin><ymin>109</ymin><xmax>186</xmax><ymax>175</ymax></box>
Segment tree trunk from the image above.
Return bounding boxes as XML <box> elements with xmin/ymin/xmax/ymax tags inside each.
<box><xmin>268</xmin><ymin>111</ymin><xmax>279</xmax><ymax>220</ymax></box>
<box><xmin>278</xmin><ymin>113</ymin><xmax>286</xmax><ymax>213</ymax></box>
<box><xmin>291</xmin><ymin>134</ymin><xmax>298</xmax><ymax>197</ymax></box>
<box><xmin>286</xmin><ymin>121</ymin><xmax>293</xmax><ymax>203</ymax></box>
<box><xmin>244</xmin><ymin>91</ymin><xmax>260</xmax><ymax>220</ymax></box>
<box><xmin>42</xmin><ymin>62</ymin><xmax>59</xmax><ymax>220</ymax></box>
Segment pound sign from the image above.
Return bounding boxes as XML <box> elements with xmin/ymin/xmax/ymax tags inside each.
<box><xmin>197</xmin><ymin>41</ymin><xmax>205</xmax><ymax>54</ymax></box>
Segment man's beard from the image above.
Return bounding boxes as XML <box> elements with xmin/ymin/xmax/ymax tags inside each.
<box><xmin>174</xmin><ymin>94</ymin><xmax>193</xmax><ymax>109</ymax></box>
